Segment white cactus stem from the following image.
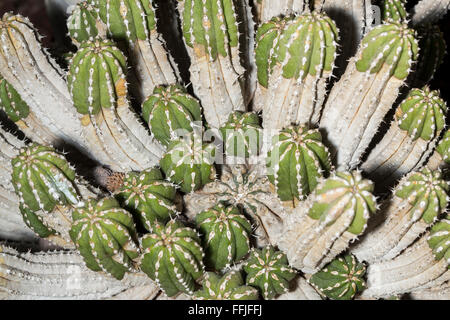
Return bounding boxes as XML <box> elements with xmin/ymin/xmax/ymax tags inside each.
<box><xmin>409</xmin><ymin>282</ymin><xmax>450</xmax><ymax>300</ymax></box>
<box><xmin>0</xmin><ymin>245</ymin><xmax>159</xmax><ymax>300</ymax></box>
<box><xmin>275</xmin><ymin>276</ymin><xmax>322</xmax><ymax>300</ymax></box>
<box><xmin>255</xmin><ymin>0</ymin><xmax>307</xmax><ymax>24</ymax></box>
<box><xmin>362</xmin><ymin>237</ymin><xmax>449</xmax><ymax>298</ymax></box>
<box><xmin>412</xmin><ymin>0</ymin><xmax>450</xmax><ymax>26</ymax></box>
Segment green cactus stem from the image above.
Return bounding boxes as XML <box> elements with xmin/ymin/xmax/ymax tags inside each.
<box><xmin>195</xmin><ymin>203</ymin><xmax>252</xmax><ymax>270</ymax></box>
<box><xmin>67</xmin><ymin>38</ymin><xmax>164</xmax><ymax>171</ymax></box>
<box><xmin>0</xmin><ymin>245</ymin><xmax>158</xmax><ymax>299</ymax></box>
<box><xmin>361</xmin><ymin>87</ymin><xmax>447</xmax><ymax>186</ymax></box>
<box><xmin>427</xmin><ymin>130</ymin><xmax>450</xmax><ymax>170</ymax></box>
<box><xmin>382</xmin><ymin>0</ymin><xmax>408</xmax><ymax>23</ymax></box>
<box><xmin>275</xmin><ymin>276</ymin><xmax>322</xmax><ymax>300</ymax></box>
<box><xmin>244</xmin><ymin>245</ymin><xmax>297</xmax><ymax>299</ymax></box>
<box><xmin>184</xmin><ymin>165</ymin><xmax>287</xmax><ymax>247</ymax></box>
<box><xmin>140</xmin><ymin>219</ymin><xmax>205</xmax><ymax>297</ymax></box>
<box><xmin>113</xmin><ymin>168</ymin><xmax>178</xmax><ymax>232</ymax></box>
<box><xmin>428</xmin><ymin>217</ymin><xmax>450</xmax><ymax>265</ymax></box>
<box><xmin>193</xmin><ymin>270</ymin><xmax>259</xmax><ymax>300</ymax></box>
<box><xmin>352</xmin><ymin>167</ymin><xmax>449</xmax><ymax>264</ymax></box>
<box><xmin>309</xmin><ymin>254</ymin><xmax>366</xmax><ymax>300</ymax></box>
<box><xmin>67</xmin><ymin>1</ymin><xmax>106</xmax><ymax>45</ymax></box>
<box><xmin>320</xmin><ymin>22</ymin><xmax>419</xmax><ymax>170</ymax></box>
<box><xmin>176</xmin><ymin>0</ymin><xmax>247</xmax><ymax>128</ymax></box>
<box><xmin>278</xmin><ymin>171</ymin><xmax>377</xmax><ymax>273</ymax></box>
<box><xmin>220</xmin><ymin>111</ymin><xmax>262</xmax><ymax>160</ymax></box>
<box><xmin>0</xmin><ymin>77</ymin><xmax>30</xmax><ymax>124</ymax></box>
<box><xmin>256</xmin><ymin>12</ymin><xmax>338</xmax><ymax>129</ymax></box>
<box><xmin>362</xmin><ymin>226</ymin><xmax>449</xmax><ymax>299</ymax></box>
<box><xmin>255</xmin><ymin>0</ymin><xmax>306</xmax><ymax>24</ymax></box>
<box><xmin>412</xmin><ymin>0</ymin><xmax>450</xmax><ymax>26</ymax></box>
<box><xmin>142</xmin><ymin>85</ymin><xmax>202</xmax><ymax>147</ymax></box>
<box><xmin>266</xmin><ymin>126</ymin><xmax>332</xmax><ymax>205</ymax></box>
<box><xmin>160</xmin><ymin>131</ymin><xmax>216</xmax><ymax>193</ymax></box>
<box><xmin>95</xmin><ymin>0</ymin><xmax>179</xmax><ymax>100</ymax></box>
<box><xmin>413</xmin><ymin>25</ymin><xmax>447</xmax><ymax>87</ymax></box>
<box><xmin>70</xmin><ymin>197</ymin><xmax>140</xmax><ymax>280</ymax></box>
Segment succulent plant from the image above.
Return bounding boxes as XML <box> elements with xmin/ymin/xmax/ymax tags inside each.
<box><xmin>244</xmin><ymin>245</ymin><xmax>297</xmax><ymax>299</ymax></box>
<box><xmin>266</xmin><ymin>126</ymin><xmax>331</xmax><ymax>204</ymax></box>
<box><xmin>160</xmin><ymin>131</ymin><xmax>216</xmax><ymax>193</ymax></box>
<box><xmin>220</xmin><ymin>111</ymin><xmax>262</xmax><ymax>159</ymax></box>
<box><xmin>195</xmin><ymin>203</ymin><xmax>252</xmax><ymax>270</ymax></box>
<box><xmin>113</xmin><ymin>168</ymin><xmax>178</xmax><ymax>232</ymax></box>
<box><xmin>1</xmin><ymin>0</ymin><xmax>450</xmax><ymax>301</ymax></box>
<box><xmin>70</xmin><ymin>197</ymin><xmax>140</xmax><ymax>280</ymax></box>
<box><xmin>142</xmin><ymin>84</ymin><xmax>202</xmax><ymax>146</ymax></box>
<box><xmin>193</xmin><ymin>270</ymin><xmax>259</xmax><ymax>300</ymax></box>
<box><xmin>309</xmin><ymin>254</ymin><xmax>366</xmax><ymax>300</ymax></box>
<box><xmin>353</xmin><ymin>167</ymin><xmax>449</xmax><ymax>263</ymax></box>
<box><xmin>140</xmin><ymin>219</ymin><xmax>204</xmax><ymax>296</ymax></box>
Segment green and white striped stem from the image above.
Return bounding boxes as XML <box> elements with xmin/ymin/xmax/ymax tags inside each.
<box><xmin>427</xmin><ymin>130</ymin><xmax>450</xmax><ymax>170</ymax></box>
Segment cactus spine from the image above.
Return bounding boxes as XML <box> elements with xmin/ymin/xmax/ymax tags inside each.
<box><xmin>352</xmin><ymin>167</ymin><xmax>449</xmax><ymax>263</ymax></box>
<box><xmin>195</xmin><ymin>203</ymin><xmax>252</xmax><ymax>270</ymax></box>
<box><xmin>176</xmin><ymin>0</ymin><xmax>246</xmax><ymax>128</ymax></box>
<box><xmin>320</xmin><ymin>22</ymin><xmax>419</xmax><ymax>169</ymax></box>
<box><xmin>278</xmin><ymin>171</ymin><xmax>377</xmax><ymax>273</ymax></box>
<box><xmin>361</xmin><ymin>87</ymin><xmax>447</xmax><ymax>186</ymax></box>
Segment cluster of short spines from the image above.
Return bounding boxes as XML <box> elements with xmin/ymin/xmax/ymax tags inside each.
<box><xmin>243</xmin><ymin>246</ymin><xmax>297</xmax><ymax>299</ymax></box>
<box><xmin>193</xmin><ymin>270</ymin><xmax>259</xmax><ymax>300</ymax></box>
<box><xmin>68</xmin><ymin>39</ymin><xmax>127</xmax><ymax>115</ymax></box>
<box><xmin>307</xmin><ymin>171</ymin><xmax>377</xmax><ymax>235</ymax></box>
<box><xmin>266</xmin><ymin>126</ymin><xmax>331</xmax><ymax>203</ymax></box>
<box><xmin>383</xmin><ymin>0</ymin><xmax>408</xmax><ymax>23</ymax></box>
<box><xmin>140</xmin><ymin>219</ymin><xmax>205</xmax><ymax>297</ymax></box>
<box><xmin>69</xmin><ymin>197</ymin><xmax>140</xmax><ymax>280</ymax></box>
<box><xmin>356</xmin><ymin>22</ymin><xmax>418</xmax><ymax>80</ymax></box>
<box><xmin>219</xmin><ymin>111</ymin><xmax>262</xmax><ymax>159</ymax></box>
<box><xmin>414</xmin><ymin>24</ymin><xmax>447</xmax><ymax>86</ymax></box>
<box><xmin>397</xmin><ymin>87</ymin><xmax>447</xmax><ymax>141</ymax></box>
<box><xmin>195</xmin><ymin>203</ymin><xmax>252</xmax><ymax>270</ymax></box>
<box><xmin>96</xmin><ymin>0</ymin><xmax>157</xmax><ymax>44</ymax></box>
<box><xmin>0</xmin><ymin>76</ymin><xmax>30</xmax><ymax>123</ymax></box>
<box><xmin>427</xmin><ymin>216</ymin><xmax>450</xmax><ymax>265</ymax></box>
<box><xmin>254</xmin><ymin>16</ymin><xmax>293</xmax><ymax>88</ymax></box>
<box><xmin>160</xmin><ymin>131</ymin><xmax>216</xmax><ymax>193</ymax></box>
<box><xmin>67</xmin><ymin>1</ymin><xmax>102</xmax><ymax>44</ymax></box>
<box><xmin>11</xmin><ymin>144</ymin><xmax>81</xmax><ymax>213</ymax></box>
<box><xmin>395</xmin><ymin>168</ymin><xmax>449</xmax><ymax>224</ymax></box>
<box><xmin>309</xmin><ymin>254</ymin><xmax>366</xmax><ymax>300</ymax></box>
<box><xmin>179</xmin><ymin>0</ymin><xmax>239</xmax><ymax>61</ymax></box>
<box><xmin>142</xmin><ymin>85</ymin><xmax>202</xmax><ymax>146</ymax></box>
<box><xmin>113</xmin><ymin>168</ymin><xmax>178</xmax><ymax>232</ymax></box>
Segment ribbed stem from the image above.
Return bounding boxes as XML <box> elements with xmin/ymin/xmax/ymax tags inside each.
<box><xmin>255</xmin><ymin>0</ymin><xmax>307</xmax><ymax>24</ymax></box>
<box><xmin>275</xmin><ymin>276</ymin><xmax>322</xmax><ymax>300</ymax></box>
<box><xmin>412</xmin><ymin>0</ymin><xmax>450</xmax><ymax>26</ymax></box>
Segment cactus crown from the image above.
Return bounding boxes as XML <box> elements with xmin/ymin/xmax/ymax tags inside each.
<box><xmin>244</xmin><ymin>245</ymin><xmax>297</xmax><ymax>300</ymax></box>
<box><xmin>195</xmin><ymin>203</ymin><xmax>252</xmax><ymax>270</ymax></box>
<box><xmin>396</xmin><ymin>87</ymin><xmax>447</xmax><ymax>141</ymax></box>
<box><xmin>220</xmin><ymin>111</ymin><xmax>262</xmax><ymax>158</ymax></box>
<box><xmin>68</xmin><ymin>39</ymin><xmax>128</xmax><ymax>115</ymax></box>
<box><xmin>266</xmin><ymin>125</ymin><xmax>331</xmax><ymax>203</ymax></box>
<box><xmin>395</xmin><ymin>167</ymin><xmax>449</xmax><ymax>224</ymax></box>
<box><xmin>160</xmin><ymin>131</ymin><xmax>216</xmax><ymax>193</ymax></box>
<box><xmin>355</xmin><ymin>22</ymin><xmax>418</xmax><ymax>79</ymax></box>
<box><xmin>96</xmin><ymin>0</ymin><xmax>157</xmax><ymax>43</ymax></box>
<box><xmin>193</xmin><ymin>270</ymin><xmax>259</xmax><ymax>300</ymax></box>
<box><xmin>427</xmin><ymin>216</ymin><xmax>450</xmax><ymax>266</ymax></box>
<box><xmin>11</xmin><ymin>144</ymin><xmax>80</xmax><ymax>213</ymax></box>
<box><xmin>178</xmin><ymin>0</ymin><xmax>240</xmax><ymax>60</ymax></box>
<box><xmin>308</xmin><ymin>171</ymin><xmax>377</xmax><ymax>235</ymax></box>
<box><xmin>70</xmin><ymin>197</ymin><xmax>140</xmax><ymax>280</ymax></box>
<box><xmin>309</xmin><ymin>254</ymin><xmax>366</xmax><ymax>300</ymax></box>
<box><xmin>67</xmin><ymin>1</ymin><xmax>100</xmax><ymax>44</ymax></box>
<box><xmin>436</xmin><ymin>130</ymin><xmax>450</xmax><ymax>164</ymax></box>
<box><xmin>114</xmin><ymin>168</ymin><xmax>178</xmax><ymax>232</ymax></box>
<box><xmin>140</xmin><ymin>219</ymin><xmax>205</xmax><ymax>296</ymax></box>
<box><xmin>383</xmin><ymin>0</ymin><xmax>408</xmax><ymax>23</ymax></box>
<box><xmin>0</xmin><ymin>76</ymin><xmax>30</xmax><ymax>122</ymax></box>
<box><xmin>142</xmin><ymin>85</ymin><xmax>202</xmax><ymax>146</ymax></box>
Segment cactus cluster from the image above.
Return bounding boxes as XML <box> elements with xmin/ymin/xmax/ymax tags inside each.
<box><xmin>0</xmin><ymin>0</ymin><xmax>449</xmax><ymax>301</ymax></box>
